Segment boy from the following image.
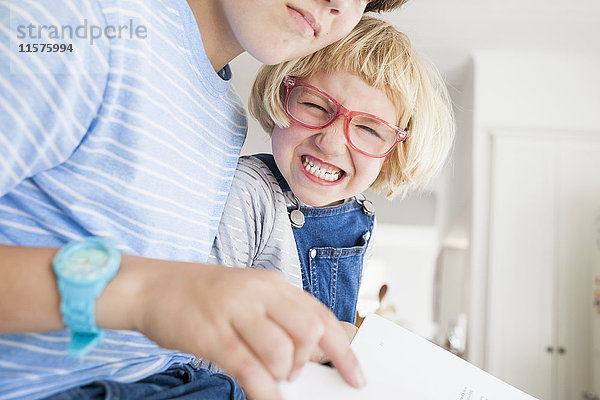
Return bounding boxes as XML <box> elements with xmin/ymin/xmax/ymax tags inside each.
<box><xmin>210</xmin><ymin>15</ymin><xmax>454</xmax><ymax>363</ymax></box>
<box><xmin>0</xmin><ymin>1</ymin><xmax>405</xmax><ymax>399</ymax></box>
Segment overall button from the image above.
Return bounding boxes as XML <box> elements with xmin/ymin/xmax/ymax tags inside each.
<box><xmin>290</xmin><ymin>209</ymin><xmax>305</xmax><ymax>228</ymax></box>
<box><xmin>361</xmin><ymin>200</ymin><xmax>375</xmax><ymax>216</ymax></box>
<box><xmin>310</xmin><ymin>249</ymin><xmax>317</xmax><ymax>259</ymax></box>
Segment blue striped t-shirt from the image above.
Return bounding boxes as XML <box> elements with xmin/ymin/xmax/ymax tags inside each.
<box><xmin>0</xmin><ymin>0</ymin><xmax>247</xmax><ymax>398</ymax></box>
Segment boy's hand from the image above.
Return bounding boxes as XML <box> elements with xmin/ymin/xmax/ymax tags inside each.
<box><xmin>308</xmin><ymin>321</ymin><xmax>358</xmax><ymax>365</ymax></box>
<box><xmin>98</xmin><ymin>257</ymin><xmax>365</xmax><ymax>400</ymax></box>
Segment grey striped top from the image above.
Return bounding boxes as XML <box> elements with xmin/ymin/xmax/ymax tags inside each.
<box><xmin>208</xmin><ymin>155</ymin><xmax>303</xmax><ymax>288</ymax></box>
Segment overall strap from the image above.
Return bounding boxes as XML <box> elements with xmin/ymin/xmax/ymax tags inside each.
<box><xmin>253</xmin><ymin>153</ymin><xmax>290</xmax><ymax>192</ymax></box>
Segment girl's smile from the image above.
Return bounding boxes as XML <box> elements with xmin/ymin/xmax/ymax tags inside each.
<box><xmin>300</xmin><ymin>155</ymin><xmax>345</xmax><ymax>184</ymax></box>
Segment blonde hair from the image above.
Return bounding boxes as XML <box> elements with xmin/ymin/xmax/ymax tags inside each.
<box><xmin>366</xmin><ymin>0</ymin><xmax>407</xmax><ymax>12</ymax></box>
<box><xmin>249</xmin><ymin>16</ymin><xmax>455</xmax><ymax>199</ymax></box>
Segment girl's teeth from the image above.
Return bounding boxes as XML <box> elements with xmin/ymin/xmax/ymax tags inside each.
<box><xmin>302</xmin><ymin>156</ymin><xmax>342</xmax><ymax>181</ymax></box>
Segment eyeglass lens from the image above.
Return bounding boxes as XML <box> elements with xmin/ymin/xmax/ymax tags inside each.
<box><xmin>286</xmin><ymin>85</ymin><xmax>398</xmax><ymax>156</ymax></box>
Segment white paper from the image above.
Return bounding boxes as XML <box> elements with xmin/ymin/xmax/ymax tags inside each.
<box><xmin>280</xmin><ymin>313</ymin><xmax>538</xmax><ymax>400</ymax></box>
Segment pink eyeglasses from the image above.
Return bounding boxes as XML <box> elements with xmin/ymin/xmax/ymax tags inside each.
<box><xmin>283</xmin><ymin>76</ymin><xmax>407</xmax><ymax>158</ymax></box>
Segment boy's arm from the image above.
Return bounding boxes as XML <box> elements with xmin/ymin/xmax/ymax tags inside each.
<box><xmin>0</xmin><ymin>243</ymin><xmax>365</xmax><ymax>399</ymax></box>
<box><xmin>0</xmin><ymin>1</ymin><xmax>109</xmax><ymax>195</ymax></box>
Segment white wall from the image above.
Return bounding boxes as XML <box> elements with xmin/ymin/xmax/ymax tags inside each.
<box><xmin>358</xmin><ymin>223</ymin><xmax>439</xmax><ymax>339</ymax></box>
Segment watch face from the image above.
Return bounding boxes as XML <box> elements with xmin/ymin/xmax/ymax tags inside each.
<box><xmin>54</xmin><ymin>238</ymin><xmax>120</xmax><ymax>284</ymax></box>
<box><xmin>62</xmin><ymin>249</ymin><xmax>109</xmax><ymax>282</ymax></box>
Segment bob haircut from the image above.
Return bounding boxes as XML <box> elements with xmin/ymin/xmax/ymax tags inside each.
<box><xmin>249</xmin><ymin>16</ymin><xmax>455</xmax><ymax>199</ymax></box>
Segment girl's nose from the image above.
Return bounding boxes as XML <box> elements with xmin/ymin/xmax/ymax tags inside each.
<box><xmin>324</xmin><ymin>0</ymin><xmax>350</xmax><ymax>15</ymax></box>
<box><xmin>314</xmin><ymin>118</ymin><xmax>348</xmax><ymax>156</ymax></box>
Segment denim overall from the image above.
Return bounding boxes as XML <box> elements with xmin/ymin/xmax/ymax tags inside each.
<box><xmin>255</xmin><ymin>154</ymin><xmax>374</xmax><ymax>324</ymax></box>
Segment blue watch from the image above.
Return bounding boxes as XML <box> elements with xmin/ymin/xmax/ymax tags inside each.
<box><xmin>53</xmin><ymin>237</ymin><xmax>121</xmax><ymax>357</ymax></box>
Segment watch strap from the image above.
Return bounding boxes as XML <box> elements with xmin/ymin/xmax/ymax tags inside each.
<box><xmin>68</xmin><ymin>331</ymin><xmax>105</xmax><ymax>357</ymax></box>
<box><xmin>59</xmin><ymin>285</ymin><xmax>105</xmax><ymax>357</ymax></box>
<box><xmin>60</xmin><ymin>293</ymin><xmax>102</xmax><ymax>335</ymax></box>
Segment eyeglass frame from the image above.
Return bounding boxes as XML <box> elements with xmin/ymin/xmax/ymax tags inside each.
<box><xmin>282</xmin><ymin>76</ymin><xmax>408</xmax><ymax>158</ymax></box>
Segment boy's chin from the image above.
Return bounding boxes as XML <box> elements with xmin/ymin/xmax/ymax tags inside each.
<box><xmin>245</xmin><ymin>40</ymin><xmax>319</xmax><ymax>65</ymax></box>
<box><xmin>248</xmin><ymin>48</ymin><xmax>301</xmax><ymax>66</ymax></box>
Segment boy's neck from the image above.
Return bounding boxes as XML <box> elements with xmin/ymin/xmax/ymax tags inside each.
<box><xmin>186</xmin><ymin>0</ymin><xmax>244</xmax><ymax>73</ymax></box>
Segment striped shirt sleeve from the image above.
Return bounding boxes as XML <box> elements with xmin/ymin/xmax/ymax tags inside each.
<box><xmin>0</xmin><ymin>0</ymin><xmax>109</xmax><ymax>196</ymax></box>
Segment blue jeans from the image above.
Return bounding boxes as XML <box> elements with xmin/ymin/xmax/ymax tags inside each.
<box><xmin>44</xmin><ymin>363</ymin><xmax>246</xmax><ymax>400</ymax></box>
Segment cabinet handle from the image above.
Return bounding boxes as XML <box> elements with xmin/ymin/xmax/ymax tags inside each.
<box><xmin>558</xmin><ymin>347</ymin><xmax>566</xmax><ymax>354</ymax></box>
<box><xmin>582</xmin><ymin>390</ymin><xmax>599</xmax><ymax>400</ymax></box>
<box><xmin>546</xmin><ymin>346</ymin><xmax>554</xmax><ymax>353</ymax></box>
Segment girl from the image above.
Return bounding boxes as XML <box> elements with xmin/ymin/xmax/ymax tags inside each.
<box><xmin>210</xmin><ymin>14</ymin><xmax>454</xmax><ymax>343</ymax></box>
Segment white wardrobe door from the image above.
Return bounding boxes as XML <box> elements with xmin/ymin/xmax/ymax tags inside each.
<box><xmin>487</xmin><ymin>133</ymin><xmax>556</xmax><ymax>400</ymax></box>
<box><xmin>555</xmin><ymin>139</ymin><xmax>600</xmax><ymax>400</ymax></box>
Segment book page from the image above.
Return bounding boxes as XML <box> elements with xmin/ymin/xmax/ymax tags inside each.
<box><xmin>280</xmin><ymin>313</ymin><xmax>538</xmax><ymax>399</ymax></box>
